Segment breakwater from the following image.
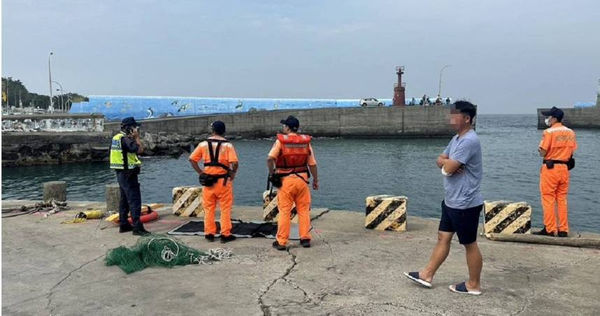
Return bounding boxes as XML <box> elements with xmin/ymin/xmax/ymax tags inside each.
<box><xmin>104</xmin><ymin>106</ymin><xmax>455</xmax><ymax>138</ymax></box>
<box><xmin>537</xmin><ymin>106</ymin><xmax>600</xmax><ymax>129</ymax></box>
<box><xmin>2</xmin><ymin>106</ymin><xmax>455</xmax><ymax>166</ymax></box>
<box><xmin>1</xmin><ymin>132</ymin><xmax>111</xmax><ymax>167</ymax></box>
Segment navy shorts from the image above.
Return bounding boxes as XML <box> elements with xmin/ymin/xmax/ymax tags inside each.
<box><xmin>439</xmin><ymin>200</ymin><xmax>483</xmax><ymax>245</ymax></box>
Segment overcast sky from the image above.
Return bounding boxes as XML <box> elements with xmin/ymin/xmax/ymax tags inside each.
<box><xmin>2</xmin><ymin>0</ymin><xmax>599</xmax><ymax>114</ymax></box>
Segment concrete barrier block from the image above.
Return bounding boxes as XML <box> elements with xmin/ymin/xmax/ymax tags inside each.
<box><xmin>105</xmin><ymin>183</ymin><xmax>120</xmax><ymax>213</ymax></box>
<box><xmin>172</xmin><ymin>186</ymin><xmax>204</xmax><ymax>217</ymax></box>
<box><xmin>43</xmin><ymin>181</ymin><xmax>67</xmax><ymax>202</ymax></box>
<box><xmin>365</xmin><ymin>195</ymin><xmax>407</xmax><ymax>232</ymax></box>
<box><xmin>262</xmin><ymin>190</ymin><xmax>297</xmax><ymax>223</ymax></box>
<box><xmin>484</xmin><ymin>201</ymin><xmax>532</xmax><ymax>237</ymax></box>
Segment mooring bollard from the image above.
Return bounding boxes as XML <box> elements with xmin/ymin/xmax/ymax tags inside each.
<box><xmin>365</xmin><ymin>195</ymin><xmax>408</xmax><ymax>232</ymax></box>
<box><xmin>43</xmin><ymin>181</ymin><xmax>67</xmax><ymax>202</ymax></box>
<box><xmin>105</xmin><ymin>183</ymin><xmax>121</xmax><ymax>213</ymax></box>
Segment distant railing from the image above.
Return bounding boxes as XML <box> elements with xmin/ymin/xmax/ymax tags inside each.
<box><xmin>1</xmin><ymin>113</ymin><xmax>105</xmax><ymax>132</ymax></box>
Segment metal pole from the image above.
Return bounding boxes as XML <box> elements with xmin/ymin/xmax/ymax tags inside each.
<box><xmin>53</xmin><ymin>81</ymin><xmax>64</xmax><ymax>112</ymax></box>
<box><xmin>48</xmin><ymin>52</ymin><xmax>54</xmax><ymax>112</ymax></box>
<box><xmin>438</xmin><ymin>65</ymin><xmax>451</xmax><ymax>97</ymax></box>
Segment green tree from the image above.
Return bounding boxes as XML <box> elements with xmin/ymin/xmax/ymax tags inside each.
<box><xmin>2</xmin><ymin>77</ymin><xmax>88</xmax><ymax>110</ymax></box>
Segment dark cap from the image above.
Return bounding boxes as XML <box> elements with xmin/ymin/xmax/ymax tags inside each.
<box><xmin>211</xmin><ymin>120</ymin><xmax>226</xmax><ymax>135</ymax></box>
<box><xmin>280</xmin><ymin>115</ymin><xmax>300</xmax><ymax>129</ymax></box>
<box><xmin>121</xmin><ymin>117</ymin><xmax>140</xmax><ymax>127</ymax></box>
<box><xmin>541</xmin><ymin>106</ymin><xmax>564</xmax><ymax>120</ymax></box>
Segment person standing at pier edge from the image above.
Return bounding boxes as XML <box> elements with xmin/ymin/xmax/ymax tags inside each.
<box><xmin>267</xmin><ymin>115</ymin><xmax>319</xmax><ymax>250</ymax></box>
<box><xmin>404</xmin><ymin>101</ymin><xmax>484</xmax><ymax>295</ymax></box>
<box><xmin>189</xmin><ymin>121</ymin><xmax>239</xmax><ymax>243</ymax></box>
<box><xmin>534</xmin><ymin>107</ymin><xmax>577</xmax><ymax>237</ymax></box>
<box><xmin>110</xmin><ymin>117</ymin><xmax>150</xmax><ymax>235</ymax></box>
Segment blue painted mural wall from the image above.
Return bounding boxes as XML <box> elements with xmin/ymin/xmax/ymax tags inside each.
<box><xmin>70</xmin><ymin>95</ymin><xmax>400</xmax><ymax>121</ymax></box>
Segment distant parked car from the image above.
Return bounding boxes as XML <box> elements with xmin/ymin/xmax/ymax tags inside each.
<box><xmin>360</xmin><ymin>98</ymin><xmax>384</xmax><ymax>107</ymax></box>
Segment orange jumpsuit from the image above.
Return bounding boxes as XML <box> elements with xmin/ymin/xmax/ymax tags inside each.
<box><xmin>539</xmin><ymin>123</ymin><xmax>577</xmax><ymax>234</ymax></box>
<box><xmin>268</xmin><ymin>135</ymin><xmax>317</xmax><ymax>246</ymax></box>
<box><xmin>189</xmin><ymin>136</ymin><xmax>238</xmax><ymax>236</ymax></box>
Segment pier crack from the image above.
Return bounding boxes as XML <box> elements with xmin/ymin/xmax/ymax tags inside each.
<box><xmin>46</xmin><ymin>254</ymin><xmax>104</xmax><ymax>314</ymax></box>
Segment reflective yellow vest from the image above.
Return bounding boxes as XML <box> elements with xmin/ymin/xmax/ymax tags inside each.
<box><xmin>110</xmin><ymin>132</ymin><xmax>141</xmax><ymax>169</ymax></box>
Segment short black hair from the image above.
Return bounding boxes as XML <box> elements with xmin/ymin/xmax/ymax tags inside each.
<box><xmin>453</xmin><ymin>100</ymin><xmax>477</xmax><ymax>124</ymax></box>
<box><xmin>211</xmin><ymin>121</ymin><xmax>226</xmax><ymax>135</ymax></box>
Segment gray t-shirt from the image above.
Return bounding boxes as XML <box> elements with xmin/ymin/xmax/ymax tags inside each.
<box><xmin>442</xmin><ymin>129</ymin><xmax>483</xmax><ymax>209</ymax></box>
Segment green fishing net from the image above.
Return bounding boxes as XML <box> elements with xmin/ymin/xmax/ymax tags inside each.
<box><xmin>105</xmin><ymin>234</ymin><xmax>231</xmax><ymax>274</ymax></box>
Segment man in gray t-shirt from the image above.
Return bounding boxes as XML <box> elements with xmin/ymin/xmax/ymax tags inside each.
<box><xmin>443</xmin><ymin>129</ymin><xmax>484</xmax><ymax>209</ymax></box>
<box><xmin>405</xmin><ymin>101</ymin><xmax>484</xmax><ymax>296</ymax></box>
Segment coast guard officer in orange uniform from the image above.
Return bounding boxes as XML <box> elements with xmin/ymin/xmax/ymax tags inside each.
<box><xmin>267</xmin><ymin>115</ymin><xmax>319</xmax><ymax>250</ymax></box>
<box><xmin>534</xmin><ymin>107</ymin><xmax>577</xmax><ymax>237</ymax></box>
<box><xmin>189</xmin><ymin>121</ymin><xmax>239</xmax><ymax>243</ymax></box>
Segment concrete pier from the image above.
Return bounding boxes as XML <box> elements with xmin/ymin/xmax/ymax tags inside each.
<box><xmin>104</xmin><ymin>106</ymin><xmax>456</xmax><ymax>138</ymax></box>
<box><xmin>537</xmin><ymin>106</ymin><xmax>600</xmax><ymax>129</ymax></box>
<box><xmin>2</xmin><ymin>200</ymin><xmax>599</xmax><ymax>315</ymax></box>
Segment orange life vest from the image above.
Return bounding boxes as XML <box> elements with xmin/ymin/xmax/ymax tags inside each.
<box><xmin>275</xmin><ymin>133</ymin><xmax>311</xmax><ymax>174</ymax></box>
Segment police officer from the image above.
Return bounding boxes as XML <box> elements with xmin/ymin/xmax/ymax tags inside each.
<box><xmin>534</xmin><ymin>107</ymin><xmax>577</xmax><ymax>237</ymax></box>
<box><xmin>110</xmin><ymin>117</ymin><xmax>150</xmax><ymax>235</ymax></box>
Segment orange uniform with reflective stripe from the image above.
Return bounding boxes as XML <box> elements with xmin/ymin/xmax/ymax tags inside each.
<box><xmin>268</xmin><ymin>133</ymin><xmax>317</xmax><ymax>245</ymax></box>
<box><xmin>538</xmin><ymin>123</ymin><xmax>577</xmax><ymax>233</ymax></box>
<box><xmin>190</xmin><ymin>136</ymin><xmax>238</xmax><ymax>236</ymax></box>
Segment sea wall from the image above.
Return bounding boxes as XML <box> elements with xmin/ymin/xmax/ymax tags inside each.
<box><xmin>1</xmin><ymin>132</ymin><xmax>112</xmax><ymax>166</ymax></box>
<box><xmin>2</xmin><ymin>107</ymin><xmax>454</xmax><ymax>166</ymax></box>
<box><xmin>537</xmin><ymin>106</ymin><xmax>600</xmax><ymax>129</ymax></box>
<box><xmin>104</xmin><ymin>106</ymin><xmax>455</xmax><ymax>138</ymax></box>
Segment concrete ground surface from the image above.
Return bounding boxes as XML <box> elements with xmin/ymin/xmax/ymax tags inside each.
<box><xmin>2</xmin><ymin>200</ymin><xmax>600</xmax><ymax>316</ymax></box>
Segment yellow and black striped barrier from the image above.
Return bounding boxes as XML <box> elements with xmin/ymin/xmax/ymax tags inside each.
<box><xmin>172</xmin><ymin>186</ymin><xmax>204</xmax><ymax>217</ymax></box>
<box><xmin>365</xmin><ymin>195</ymin><xmax>407</xmax><ymax>232</ymax></box>
<box><xmin>484</xmin><ymin>201</ymin><xmax>531</xmax><ymax>237</ymax></box>
<box><xmin>262</xmin><ymin>190</ymin><xmax>297</xmax><ymax>222</ymax></box>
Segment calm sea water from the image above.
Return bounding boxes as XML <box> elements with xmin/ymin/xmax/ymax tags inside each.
<box><xmin>2</xmin><ymin>114</ymin><xmax>599</xmax><ymax>232</ymax></box>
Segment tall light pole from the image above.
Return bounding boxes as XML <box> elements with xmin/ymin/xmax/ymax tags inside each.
<box><xmin>48</xmin><ymin>52</ymin><xmax>54</xmax><ymax>113</ymax></box>
<box><xmin>438</xmin><ymin>64</ymin><xmax>451</xmax><ymax>97</ymax></box>
<box><xmin>52</xmin><ymin>81</ymin><xmax>64</xmax><ymax>112</ymax></box>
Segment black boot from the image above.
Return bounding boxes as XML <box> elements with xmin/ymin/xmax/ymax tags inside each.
<box><xmin>533</xmin><ymin>227</ymin><xmax>554</xmax><ymax>236</ymax></box>
<box><xmin>272</xmin><ymin>241</ymin><xmax>287</xmax><ymax>251</ymax></box>
<box><xmin>300</xmin><ymin>239</ymin><xmax>311</xmax><ymax>248</ymax></box>
<box><xmin>133</xmin><ymin>222</ymin><xmax>150</xmax><ymax>236</ymax></box>
<box><xmin>221</xmin><ymin>234</ymin><xmax>236</xmax><ymax>243</ymax></box>
<box><xmin>119</xmin><ymin>223</ymin><xmax>134</xmax><ymax>233</ymax></box>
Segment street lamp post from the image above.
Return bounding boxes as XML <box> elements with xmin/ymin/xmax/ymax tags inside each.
<box><xmin>438</xmin><ymin>65</ymin><xmax>451</xmax><ymax>98</ymax></box>
<box><xmin>48</xmin><ymin>52</ymin><xmax>54</xmax><ymax>113</ymax></box>
<box><xmin>52</xmin><ymin>81</ymin><xmax>64</xmax><ymax>112</ymax></box>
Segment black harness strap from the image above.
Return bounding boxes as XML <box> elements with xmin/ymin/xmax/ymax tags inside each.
<box><xmin>204</xmin><ymin>139</ymin><xmax>232</xmax><ymax>184</ymax></box>
<box><xmin>275</xmin><ymin>170</ymin><xmax>311</xmax><ymax>184</ymax></box>
<box><xmin>543</xmin><ymin>160</ymin><xmax>568</xmax><ymax>164</ymax></box>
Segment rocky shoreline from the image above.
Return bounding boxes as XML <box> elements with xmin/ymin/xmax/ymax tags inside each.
<box><xmin>1</xmin><ymin>131</ymin><xmax>250</xmax><ymax>167</ymax></box>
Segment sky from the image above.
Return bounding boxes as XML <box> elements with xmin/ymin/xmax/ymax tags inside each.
<box><xmin>2</xmin><ymin>0</ymin><xmax>599</xmax><ymax>114</ymax></box>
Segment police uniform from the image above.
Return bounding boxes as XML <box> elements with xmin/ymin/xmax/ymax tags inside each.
<box><xmin>110</xmin><ymin>117</ymin><xmax>146</xmax><ymax>233</ymax></box>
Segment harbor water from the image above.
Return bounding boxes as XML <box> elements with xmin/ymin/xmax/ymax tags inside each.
<box><xmin>2</xmin><ymin>114</ymin><xmax>599</xmax><ymax>232</ymax></box>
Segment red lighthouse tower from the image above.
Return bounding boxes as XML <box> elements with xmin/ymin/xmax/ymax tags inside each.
<box><xmin>393</xmin><ymin>66</ymin><xmax>406</xmax><ymax>106</ymax></box>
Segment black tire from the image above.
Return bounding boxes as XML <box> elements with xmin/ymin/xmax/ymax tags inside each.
<box><xmin>362</xmin><ymin>103</ymin><xmax>367</xmax><ymax>107</ymax></box>
<box><xmin>378</xmin><ymin>103</ymin><xmax>383</xmax><ymax>106</ymax></box>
